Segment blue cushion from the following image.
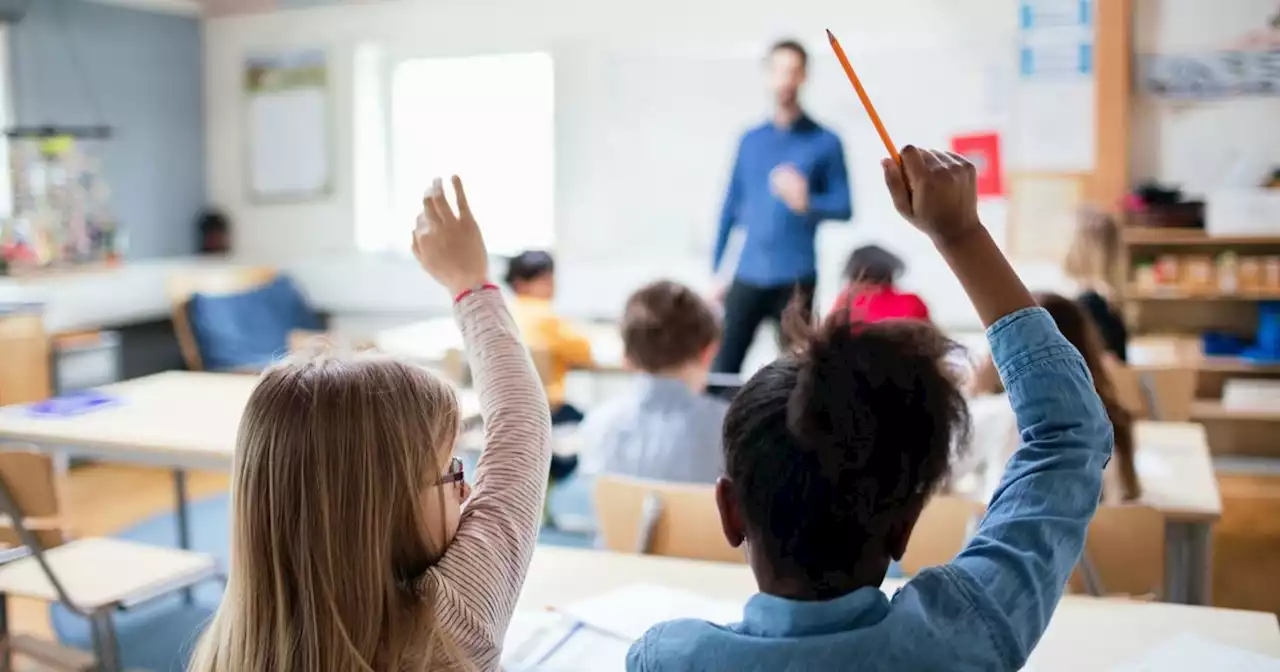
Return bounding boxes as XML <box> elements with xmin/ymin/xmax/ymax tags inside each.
<box><xmin>187</xmin><ymin>275</ymin><xmax>322</xmax><ymax>371</ymax></box>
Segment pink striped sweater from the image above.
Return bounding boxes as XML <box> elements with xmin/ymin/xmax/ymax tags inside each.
<box><xmin>419</xmin><ymin>289</ymin><xmax>552</xmax><ymax>670</ymax></box>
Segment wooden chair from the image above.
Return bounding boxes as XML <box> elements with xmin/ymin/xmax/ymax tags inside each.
<box><xmin>593</xmin><ymin>474</ymin><xmax>743</xmax><ymax>564</ymax></box>
<box><xmin>1070</xmin><ymin>504</ymin><xmax>1165</xmax><ymax>599</ymax></box>
<box><xmin>167</xmin><ymin>266</ymin><xmax>326</xmax><ymax>371</ymax></box>
<box><xmin>1105</xmin><ymin>359</ymin><xmax>1197</xmax><ymax>421</ymax></box>
<box><xmin>900</xmin><ymin>495</ymin><xmax>986</xmax><ymax>575</ymax></box>
<box><xmin>0</xmin><ymin>450</ymin><xmax>222</xmax><ymax>672</ymax></box>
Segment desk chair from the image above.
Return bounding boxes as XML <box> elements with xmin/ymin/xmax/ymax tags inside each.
<box><xmin>0</xmin><ymin>450</ymin><xmax>222</xmax><ymax>672</ymax></box>
<box><xmin>168</xmin><ymin>266</ymin><xmax>325</xmax><ymax>372</ymax></box>
<box><xmin>1105</xmin><ymin>359</ymin><xmax>1196</xmax><ymax>422</ymax></box>
<box><xmin>1071</xmin><ymin>504</ymin><xmax>1164</xmax><ymax>600</ymax></box>
<box><xmin>594</xmin><ymin>474</ymin><xmax>743</xmax><ymax>564</ymax></box>
<box><xmin>900</xmin><ymin>495</ymin><xmax>985</xmax><ymax>575</ymax></box>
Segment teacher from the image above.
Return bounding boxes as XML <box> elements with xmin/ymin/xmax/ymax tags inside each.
<box><xmin>711</xmin><ymin>39</ymin><xmax>853</xmax><ymax>375</ymax></box>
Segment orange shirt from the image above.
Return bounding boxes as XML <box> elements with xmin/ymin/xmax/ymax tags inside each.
<box><xmin>509</xmin><ymin>296</ymin><xmax>594</xmax><ymax>407</ymax></box>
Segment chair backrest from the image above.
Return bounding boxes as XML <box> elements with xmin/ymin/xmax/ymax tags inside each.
<box><xmin>593</xmin><ymin>474</ymin><xmax>743</xmax><ymax>564</ymax></box>
<box><xmin>900</xmin><ymin>495</ymin><xmax>986</xmax><ymax>575</ymax></box>
<box><xmin>1106</xmin><ymin>358</ymin><xmax>1197</xmax><ymax>422</ymax></box>
<box><xmin>167</xmin><ymin>266</ymin><xmax>279</xmax><ymax>371</ymax></box>
<box><xmin>0</xmin><ymin>450</ymin><xmax>67</xmax><ymax>551</ymax></box>
<box><xmin>1069</xmin><ymin>504</ymin><xmax>1165</xmax><ymax>598</ymax></box>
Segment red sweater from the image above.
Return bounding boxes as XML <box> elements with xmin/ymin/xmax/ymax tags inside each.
<box><xmin>832</xmin><ymin>285</ymin><xmax>930</xmax><ymax>323</ymax></box>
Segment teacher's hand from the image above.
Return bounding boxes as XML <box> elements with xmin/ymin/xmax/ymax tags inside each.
<box><xmin>769</xmin><ymin>164</ymin><xmax>809</xmax><ymax>214</ymax></box>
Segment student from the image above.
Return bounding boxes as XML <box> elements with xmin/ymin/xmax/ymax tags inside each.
<box><xmin>829</xmin><ymin>244</ymin><xmax>930</xmax><ymax>322</ymax></box>
<box><xmin>627</xmin><ymin>147</ymin><xmax>1113</xmax><ymax>671</ymax></box>
<box><xmin>505</xmin><ymin>249</ymin><xmax>595</xmax><ymax>425</ymax></box>
<box><xmin>1064</xmin><ymin>210</ymin><xmax>1127</xmax><ymax>361</ymax></box>
<box><xmin>577</xmin><ymin>280</ymin><xmax>727</xmax><ymax>484</ymax></box>
<box><xmin>969</xmin><ymin>292</ymin><xmax>1140</xmax><ymax>502</ymax></box>
<box><xmin>190</xmin><ymin>177</ymin><xmax>551</xmax><ymax>671</ymax></box>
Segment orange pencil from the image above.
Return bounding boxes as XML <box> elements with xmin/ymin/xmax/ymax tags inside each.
<box><xmin>826</xmin><ymin>29</ymin><xmax>900</xmax><ymax>164</ymax></box>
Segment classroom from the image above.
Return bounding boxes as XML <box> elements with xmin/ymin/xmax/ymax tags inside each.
<box><xmin>0</xmin><ymin>0</ymin><xmax>1278</xmax><ymax>669</ymax></box>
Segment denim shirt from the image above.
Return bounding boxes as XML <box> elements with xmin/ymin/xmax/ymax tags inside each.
<box><xmin>578</xmin><ymin>375</ymin><xmax>729</xmax><ymax>485</ymax></box>
<box><xmin>626</xmin><ymin>308</ymin><xmax>1113</xmax><ymax>671</ymax></box>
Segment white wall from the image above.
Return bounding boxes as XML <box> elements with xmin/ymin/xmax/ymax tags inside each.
<box><xmin>206</xmin><ymin>0</ymin><xmax>1047</xmax><ymax>332</ymax></box>
<box><xmin>1131</xmin><ymin>0</ymin><xmax>1280</xmax><ymax>195</ymax></box>
<box><xmin>205</xmin><ymin>0</ymin><xmax>1278</xmax><ymax>333</ymax></box>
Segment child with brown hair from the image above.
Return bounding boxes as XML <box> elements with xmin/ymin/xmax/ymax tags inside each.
<box><xmin>578</xmin><ymin>280</ymin><xmax>727</xmax><ymax>484</ymax></box>
<box><xmin>1064</xmin><ymin>210</ymin><xmax>1128</xmax><ymax>361</ymax></box>
<box><xmin>628</xmin><ymin>147</ymin><xmax>1113</xmax><ymax>671</ymax></box>
<box><xmin>190</xmin><ymin>177</ymin><xmax>551</xmax><ymax>671</ymax></box>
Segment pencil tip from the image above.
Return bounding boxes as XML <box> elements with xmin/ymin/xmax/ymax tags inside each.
<box><xmin>826</xmin><ymin>28</ymin><xmax>835</xmax><ymax>40</ymax></box>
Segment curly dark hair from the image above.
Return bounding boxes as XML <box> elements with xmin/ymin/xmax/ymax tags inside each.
<box><xmin>722</xmin><ymin>301</ymin><xmax>969</xmax><ymax>585</ymax></box>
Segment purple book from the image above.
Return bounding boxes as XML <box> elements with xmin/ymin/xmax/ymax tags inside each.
<box><xmin>25</xmin><ymin>391</ymin><xmax>119</xmax><ymax>418</ymax></box>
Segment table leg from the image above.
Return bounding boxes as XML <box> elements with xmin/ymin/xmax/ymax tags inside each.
<box><xmin>1164</xmin><ymin>521</ymin><xmax>1190</xmax><ymax>604</ymax></box>
<box><xmin>173</xmin><ymin>469</ymin><xmax>194</xmax><ymax>605</ymax></box>
<box><xmin>1187</xmin><ymin>522</ymin><xmax>1214</xmax><ymax>606</ymax></box>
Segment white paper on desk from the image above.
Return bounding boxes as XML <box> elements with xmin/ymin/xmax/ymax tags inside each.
<box><xmin>1110</xmin><ymin>633</ymin><xmax>1280</xmax><ymax>671</ymax></box>
<box><xmin>557</xmin><ymin>583</ymin><xmax>743</xmax><ymax>641</ymax></box>
<box><xmin>536</xmin><ymin>626</ymin><xmax>632</xmax><ymax>670</ymax></box>
<box><xmin>502</xmin><ymin>611</ymin><xmax>580</xmax><ymax>671</ymax></box>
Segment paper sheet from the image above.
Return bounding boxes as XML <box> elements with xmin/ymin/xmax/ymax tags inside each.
<box><xmin>557</xmin><ymin>583</ymin><xmax>743</xmax><ymax>640</ymax></box>
<box><xmin>537</xmin><ymin>626</ymin><xmax>633</xmax><ymax>670</ymax></box>
<box><xmin>501</xmin><ymin>611</ymin><xmax>581</xmax><ymax>671</ymax></box>
<box><xmin>1111</xmin><ymin>633</ymin><xmax>1280</xmax><ymax>671</ymax></box>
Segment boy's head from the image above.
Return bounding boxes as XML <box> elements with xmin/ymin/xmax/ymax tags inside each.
<box><xmin>843</xmin><ymin>244</ymin><xmax>905</xmax><ymax>287</ymax></box>
<box><xmin>505</xmin><ymin>250</ymin><xmax>556</xmax><ymax>299</ymax></box>
<box><xmin>714</xmin><ymin>306</ymin><xmax>968</xmax><ymax>598</ymax></box>
<box><xmin>622</xmin><ymin>281</ymin><xmax>720</xmax><ymax>376</ymax></box>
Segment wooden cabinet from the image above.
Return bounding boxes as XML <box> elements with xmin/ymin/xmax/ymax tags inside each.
<box><xmin>0</xmin><ymin>311</ymin><xmax>52</xmax><ymax>406</ymax></box>
<box><xmin>1213</xmin><ymin>470</ymin><xmax>1280</xmax><ymax>614</ymax></box>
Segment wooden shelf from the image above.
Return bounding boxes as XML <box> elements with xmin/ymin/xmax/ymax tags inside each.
<box><xmin>1128</xmin><ymin>288</ymin><xmax>1280</xmax><ymax>301</ymax></box>
<box><xmin>1123</xmin><ymin>228</ymin><xmax>1280</xmax><ymax>246</ymax></box>
<box><xmin>1199</xmin><ymin>357</ymin><xmax>1280</xmax><ymax>374</ymax></box>
<box><xmin>1191</xmin><ymin>400</ymin><xmax>1280</xmax><ymax>423</ymax></box>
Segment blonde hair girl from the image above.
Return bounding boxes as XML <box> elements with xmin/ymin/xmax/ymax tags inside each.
<box><xmin>190</xmin><ymin>176</ymin><xmax>552</xmax><ymax>671</ymax></box>
<box><xmin>1063</xmin><ymin>210</ymin><xmax>1128</xmax><ymax>361</ymax></box>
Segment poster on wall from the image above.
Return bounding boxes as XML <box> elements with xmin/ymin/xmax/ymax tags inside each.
<box><xmin>1009</xmin><ymin>0</ymin><xmax>1096</xmax><ymax>173</ymax></box>
<box><xmin>1006</xmin><ymin>172</ymin><xmax>1086</xmax><ymax>262</ymax></box>
<box><xmin>244</xmin><ymin>49</ymin><xmax>332</xmax><ymax>203</ymax></box>
<box><xmin>951</xmin><ymin>132</ymin><xmax>1004</xmax><ymax>198</ymax></box>
<box><xmin>1139</xmin><ymin>12</ymin><xmax>1280</xmax><ymax>98</ymax></box>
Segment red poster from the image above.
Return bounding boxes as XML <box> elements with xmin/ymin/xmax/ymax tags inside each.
<box><xmin>950</xmin><ymin>132</ymin><xmax>1003</xmax><ymax>198</ymax></box>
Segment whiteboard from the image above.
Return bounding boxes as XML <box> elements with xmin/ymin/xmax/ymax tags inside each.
<box><xmin>557</xmin><ymin>39</ymin><xmax>1016</xmax><ymax>321</ymax></box>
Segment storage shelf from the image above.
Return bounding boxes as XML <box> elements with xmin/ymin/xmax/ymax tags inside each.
<box><xmin>1123</xmin><ymin>228</ymin><xmax>1280</xmax><ymax>246</ymax></box>
<box><xmin>1128</xmin><ymin>288</ymin><xmax>1280</xmax><ymax>301</ymax></box>
<box><xmin>1192</xmin><ymin>400</ymin><xmax>1280</xmax><ymax>423</ymax></box>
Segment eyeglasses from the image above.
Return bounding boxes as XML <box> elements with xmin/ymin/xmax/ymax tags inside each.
<box><xmin>438</xmin><ymin>456</ymin><xmax>465</xmax><ymax>487</ymax></box>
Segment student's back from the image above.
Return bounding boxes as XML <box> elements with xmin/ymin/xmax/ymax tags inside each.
<box><xmin>579</xmin><ymin>281</ymin><xmax>727</xmax><ymax>484</ymax></box>
<box><xmin>628</xmin><ymin>148</ymin><xmax>1112</xmax><ymax>671</ymax></box>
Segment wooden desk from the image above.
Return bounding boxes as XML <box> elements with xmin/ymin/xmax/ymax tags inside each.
<box><xmin>521</xmin><ymin>547</ymin><xmax>1280</xmax><ymax>669</ymax></box>
<box><xmin>0</xmin><ymin>371</ymin><xmax>481</xmax><ymax>553</ymax></box>
<box><xmin>1134</xmin><ymin>422</ymin><xmax>1223</xmax><ymax>607</ymax></box>
<box><xmin>375</xmin><ymin>317</ymin><xmax>629</xmax><ymax>373</ymax></box>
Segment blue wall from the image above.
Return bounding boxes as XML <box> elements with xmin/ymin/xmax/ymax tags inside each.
<box><xmin>9</xmin><ymin>0</ymin><xmax>205</xmax><ymax>259</ymax></box>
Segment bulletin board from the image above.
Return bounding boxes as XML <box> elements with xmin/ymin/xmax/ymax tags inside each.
<box><xmin>1006</xmin><ymin>171</ymin><xmax>1089</xmax><ymax>262</ymax></box>
<box><xmin>244</xmin><ymin>49</ymin><xmax>333</xmax><ymax>203</ymax></box>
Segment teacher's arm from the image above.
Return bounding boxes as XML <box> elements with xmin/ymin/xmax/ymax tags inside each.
<box><xmin>712</xmin><ymin>139</ymin><xmax>745</xmax><ymax>271</ymax></box>
<box><xmin>808</xmin><ymin>136</ymin><xmax>853</xmax><ymax>222</ymax></box>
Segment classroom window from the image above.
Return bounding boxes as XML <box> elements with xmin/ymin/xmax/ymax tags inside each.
<box><xmin>384</xmin><ymin>52</ymin><xmax>555</xmax><ymax>256</ymax></box>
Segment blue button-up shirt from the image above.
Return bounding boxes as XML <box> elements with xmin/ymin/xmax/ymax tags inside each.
<box><xmin>578</xmin><ymin>375</ymin><xmax>728</xmax><ymax>485</ymax></box>
<box><xmin>627</xmin><ymin>307</ymin><xmax>1113</xmax><ymax>671</ymax></box>
<box><xmin>713</xmin><ymin>115</ymin><xmax>852</xmax><ymax>287</ymax></box>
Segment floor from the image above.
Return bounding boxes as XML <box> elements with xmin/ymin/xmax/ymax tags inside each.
<box><xmin>9</xmin><ymin>465</ymin><xmax>229</xmax><ymax>643</ymax></box>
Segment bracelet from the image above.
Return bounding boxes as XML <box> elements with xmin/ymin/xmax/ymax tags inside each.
<box><xmin>454</xmin><ymin>283</ymin><xmax>499</xmax><ymax>303</ymax></box>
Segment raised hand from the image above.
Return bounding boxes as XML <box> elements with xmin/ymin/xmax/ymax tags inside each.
<box><xmin>770</xmin><ymin>164</ymin><xmax>809</xmax><ymax>214</ymax></box>
<box><xmin>412</xmin><ymin>176</ymin><xmax>490</xmax><ymax>296</ymax></box>
<box><xmin>882</xmin><ymin>146</ymin><xmax>983</xmax><ymax>246</ymax></box>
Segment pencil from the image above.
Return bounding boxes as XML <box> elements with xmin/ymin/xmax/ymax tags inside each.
<box><xmin>826</xmin><ymin>29</ymin><xmax>900</xmax><ymax>164</ymax></box>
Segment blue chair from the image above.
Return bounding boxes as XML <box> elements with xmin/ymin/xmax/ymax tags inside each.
<box><xmin>168</xmin><ymin>268</ymin><xmax>324</xmax><ymax>372</ymax></box>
